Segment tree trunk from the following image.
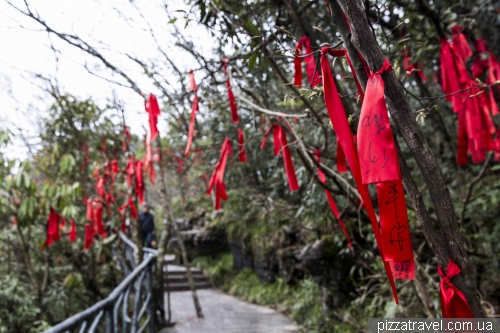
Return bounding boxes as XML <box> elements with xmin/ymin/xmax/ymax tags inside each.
<box><xmin>328</xmin><ymin>0</ymin><xmax>485</xmax><ymax>317</ymax></box>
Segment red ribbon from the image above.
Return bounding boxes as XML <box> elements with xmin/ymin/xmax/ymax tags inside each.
<box><xmin>238</xmin><ymin>128</ymin><xmax>247</xmax><ymax>162</ymax></box>
<box><xmin>207</xmin><ymin>138</ymin><xmax>232</xmax><ymax>209</ymax></box>
<box><xmin>261</xmin><ymin>124</ymin><xmax>299</xmax><ymax>191</ymax></box>
<box><xmin>96</xmin><ymin>177</ymin><xmax>105</xmax><ymax>198</ymax></box>
<box><xmin>293</xmin><ymin>36</ymin><xmax>321</xmax><ymax>88</ymax></box>
<box><xmin>357</xmin><ymin>59</ymin><xmax>399</xmax><ymax>184</ymax></box>
<box><xmin>222</xmin><ymin>59</ymin><xmax>239</xmax><ymax>123</ymax></box>
<box><xmin>439</xmin><ymin>259</ymin><xmax>475</xmax><ymax>318</ymax></box>
<box><xmin>185</xmin><ymin>70</ymin><xmax>199</xmax><ymax>155</ymax></box>
<box><xmin>45</xmin><ymin>207</ymin><xmax>60</xmax><ymax>246</ymax></box>
<box><xmin>451</xmin><ymin>25</ymin><xmax>473</xmax><ymax>62</ymax></box>
<box><xmin>118</xmin><ymin>197</ymin><xmax>138</xmax><ymax>219</ymax></box>
<box><xmin>356</xmin><ymin>59</ymin><xmax>415</xmax><ymax>281</ymax></box>
<box><xmin>336</xmin><ymin>139</ymin><xmax>347</xmax><ymax>173</ymax></box>
<box><xmin>145</xmin><ymin>94</ymin><xmax>161</xmax><ymax>141</ymax></box>
<box><xmin>144</xmin><ymin>130</ymin><xmax>155</xmax><ymax>185</ymax></box>
<box><xmin>320</xmin><ymin>46</ymin><xmax>399</xmax><ymax>303</ymax></box>
<box><xmin>125</xmin><ymin>156</ymin><xmax>135</xmax><ymax>188</ymax></box>
<box><xmin>313</xmin><ymin>150</ymin><xmax>353</xmax><ymax>249</ymax></box>
<box><xmin>84</xmin><ymin>223</ymin><xmax>93</xmax><ymax>250</ymax></box>
<box><xmin>135</xmin><ymin>160</ymin><xmax>145</xmax><ymax>205</ymax></box>
<box><xmin>69</xmin><ymin>219</ymin><xmax>77</xmax><ymax>243</ymax></box>
<box><xmin>321</xmin><ymin>48</ymin><xmax>364</xmax><ymax>101</ymax></box>
<box><xmin>403</xmin><ymin>50</ymin><xmax>427</xmax><ymax>82</ymax></box>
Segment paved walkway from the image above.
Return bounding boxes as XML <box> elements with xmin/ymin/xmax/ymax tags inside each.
<box><xmin>158</xmin><ymin>289</ymin><xmax>300</xmax><ymax>333</ymax></box>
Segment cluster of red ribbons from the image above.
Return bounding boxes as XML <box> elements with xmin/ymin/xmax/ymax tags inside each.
<box><xmin>358</xmin><ymin>59</ymin><xmax>415</xmax><ymax>283</ymax></box>
<box><xmin>185</xmin><ymin>70</ymin><xmax>199</xmax><ymax>155</ymax></box>
<box><xmin>439</xmin><ymin>259</ymin><xmax>474</xmax><ymax>318</ymax></box>
<box><xmin>45</xmin><ymin>207</ymin><xmax>77</xmax><ymax>247</ymax></box>
<box><xmin>86</xmin><ymin>198</ymin><xmax>108</xmax><ymax>240</ymax></box>
<box><xmin>320</xmin><ymin>47</ymin><xmax>401</xmax><ymax>303</ymax></box>
<box><xmin>402</xmin><ymin>49</ymin><xmax>427</xmax><ymax>81</ymax></box>
<box><xmin>238</xmin><ymin>128</ymin><xmax>247</xmax><ymax>162</ymax></box>
<box><xmin>293</xmin><ymin>36</ymin><xmax>321</xmax><ymax>88</ymax></box>
<box><xmin>440</xmin><ymin>26</ymin><xmax>499</xmax><ymax>164</ymax></box>
<box><xmin>145</xmin><ymin>94</ymin><xmax>161</xmax><ymax>141</ymax></box>
<box><xmin>312</xmin><ymin>150</ymin><xmax>352</xmax><ymax>249</ymax></box>
<box><xmin>222</xmin><ymin>59</ymin><xmax>239</xmax><ymax>123</ymax></box>
<box><xmin>261</xmin><ymin>123</ymin><xmax>299</xmax><ymax>191</ymax></box>
<box><xmin>207</xmin><ymin>138</ymin><xmax>232</xmax><ymax>209</ymax></box>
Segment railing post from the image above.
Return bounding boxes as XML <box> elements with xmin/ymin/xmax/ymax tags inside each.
<box><xmin>105</xmin><ymin>307</ymin><xmax>114</xmax><ymax>333</ymax></box>
<box><xmin>147</xmin><ymin>260</ymin><xmax>156</xmax><ymax>333</ymax></box>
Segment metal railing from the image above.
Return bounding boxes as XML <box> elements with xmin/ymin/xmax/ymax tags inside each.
<box><xmin>43</xmin><ymin>232</ymin><xmax>158</xmax><ymax>333</ymax></box>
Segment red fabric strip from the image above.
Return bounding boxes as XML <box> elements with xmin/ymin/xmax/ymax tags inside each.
<box><xmin>336</xmin><ymin>139</ymin><xmax>347</xmax><ymax>173</ymax></box>
<box><xmin>277</xmin><ymin>126</ymin><xmax>299</xmax><ymax>191</ymax></box>
<box><xmin>238</xmin><ymin>128</ymin><xmax>247</xmax><ymax>162</ymax></box>
<box><xmin>45</xmin><ymin>207</ymin><xmax>60</xmax><ymax>246</ymax></box>
<box><xmin>144</xmin><ymin>130</ymin><xmax>155</xmax><ymax>185</ymax></box>
<box><xmin>320</xmin><ymin>46</ymin><xmax>399</xmax><ymax>303</ymax></box>
<box><xmin>69</xmin><ymin>220</ymin><xmax>77</xmax><ymax>242</ymax></box>
<box><xmin>222</xmin><ymin>59</ymin><xmax>239</xmax><ymax>123</ymax></box>
<box><xmin>145</xmin><ymin>94</ymin><xmax>161</xmax><ymax>141</ymax></box>
<box><xmin>293</xmin><ymin>36</ymin><xmax>321</xmax><ymax>88</ymax></box>
<box><xmin>207</xmin><ymin>138</ymin><xmax>232</xmax><ymax>209</ymax></box>
<box><xmin>313</xmin><ymin>150</ymin><xmax>353</xmax><ymax>249</ymax></box>
<box><xmin>185</xmin><ymin>70</ymin><xmax>199</xmax><ymax>155</ymax></box>
<box><xmin>135</xmin><ymin>160</ymin><xmax>145</xmax><ymax>205</ymax></box>
<box><xmin>377</xmin><ymin>180</ymin><xmax>415</xmax><ymax>280</ymax></box>
<box><xmin>357</xmin><ymin>59</ymin><xmax>399</xmax><ymax>184</ymax></box>
<box><xmin>438</xmin><ymin>259</ymin><xmax>475</xmax><ymax>318</ymax></box>
<box><xmin>84</xmin><ymin>223</ymin><xmax>93</xmax><ymax>250</ymax></box>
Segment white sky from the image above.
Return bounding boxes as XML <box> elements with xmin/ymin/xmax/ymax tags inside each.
<box><xmin>0</xmin><ymin>0</ymin><xmax>215</xmax><ymax>159</ymax></box>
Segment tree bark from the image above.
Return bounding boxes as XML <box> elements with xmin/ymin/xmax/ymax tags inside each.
<box><xmin>329</xmin><ymin>0</ymin><xmax>485</xmax><ymax>317</ymax></box>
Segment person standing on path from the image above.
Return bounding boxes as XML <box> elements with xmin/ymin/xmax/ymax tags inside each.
<box><xmin>139</xmin><ymin>203</ymin><xmax>155</xmax><ymax>248</ymax></box>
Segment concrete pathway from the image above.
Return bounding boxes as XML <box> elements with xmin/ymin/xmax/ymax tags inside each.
<box><xmin>158</xmin><ymin>289</ymin><xmax>300</xmax><ymax>333</ymax></box>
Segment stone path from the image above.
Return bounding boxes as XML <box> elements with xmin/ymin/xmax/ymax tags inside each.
<box><xmin>158</xmin><ymin>289</ymin><xmax>300</xmax><ymax>333</ymax></box>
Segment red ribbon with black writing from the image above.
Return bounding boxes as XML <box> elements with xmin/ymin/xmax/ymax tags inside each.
<box><xmin>313</xmin><ymin>150</ymin><xmax>352</xmax><ymax>249</ymax></box>
<box><xmin>294</xmin><ymin>36</ymin><xmax>321</xmax><ymax>88</ymax></box>
<box><xmin>238</xmin><ymin>128</ymin><xmax>247</xmax><ymax>162</ymax></box>
<box><xmin>320</xmin><ymin>46</ymin><xmax>399</xmax><ymax>303</ymax></box>
<box><xmin>145</xmin><ymin>94</ymin><xmax>161</xmax><ymax>141</ymax></box>
<box><xmin>439</xmin><ymin>259</ymin><xmax>475</xmax><ymax>318</ymax></box>
<box><xmin>185</xmin><ymin>70</ymin><xmax>199</xmax><ymax>155</ymax></box>
<box><xmin>222</xmin><ymin>59</ymin><xmax>239</xmax><ymax>123</ymax></box>
<box><xmin>357</xmin><ymin>58</ymin><xmax>415</xmax><ymax>281</ymax></box>
<box><xmin>207</xmin><ymin>138</ymin><xmax>232</xmax><ymax>209</ymax></box>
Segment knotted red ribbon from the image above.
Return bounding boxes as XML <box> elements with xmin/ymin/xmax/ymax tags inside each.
<box><xmin>320</xmin><ymin>46</ymin><xmax>399</xmax><ymax>303</ymax></box>
<box><xmin>84</xmin><ymin>223</ymin><xmax>93</xmax><ymax>250</ymax></box>
<box><xmin>207</xmin><ymin>138</ymin><xmax>232</xmax><ymax>209</ymax></box>
<box><xmin>293</xmin><ymin>36</ymin><xmax>321</xmax><ymax>88</ymax></box>
<box><xmin>438</xmin><ymin>259</ymin><xmax>475</xmax><ymax>318</ymax></box>
<box><xmin>313</xmin><ymin>150</ymin><xmax>352</xmax><ymax>249</ymax></box>
<box><xmin>321</xmin><ymin>48</ymin><xmax>364</xmax><ymax>101</ymax></box>
<box><xmin>261</xmin><ymin>124</ymin><xmax>299</xmax><ymax>191</ymax></box>
<box><xmin>357</xmin><ymin>59</ymin><xmax>415</xmax><ymax>281</ymax></box>
<box><xmin>45</xmin><ymin>207</ymin><xmax>60</xmax><ymax>246</ymax></box>
<box><xmin>145</xmin><ymin>94</ymin><xmax>161</xmax><ymax>141</ymax></box>
<box><xmin>118</xmin><ymin>197</ymin><xmax>138</xmax><ymax>219</ymax></box>
<box><xmin>69</xmin><ymin>219</ymin><xmax>77</xmax><ymax>243</ymax></box>
<box><xmin>185</xmin><ymin>70</ymin><xmax>199</xmax><ymax>155</ymax></box>
<box><xmin>222</xmin><ymin>59</ymin><xmax>239</xmax><ymax>123</ymax></box>
<box><xmin>238</xmin><ymin>128</ymin><xmax>247</xmax><ymax>162</ymax></box>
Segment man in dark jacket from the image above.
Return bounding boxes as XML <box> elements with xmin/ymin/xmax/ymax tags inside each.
<box><xmin>139</xmin><ymin>203</ymin><xmax>155</xmax><ymax>248</ymax></box>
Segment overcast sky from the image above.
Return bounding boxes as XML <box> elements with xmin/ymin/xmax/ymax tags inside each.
<box><xmin>0</xmin><ymin>0</ymin><xmax>216</xmax><ymax>159</ymax></box>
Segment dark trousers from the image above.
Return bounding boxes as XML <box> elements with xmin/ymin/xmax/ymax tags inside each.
<box><xmin>142</xmin><ymin>231</ymin><xmax>154</xmax><ymax>248</ymax></box>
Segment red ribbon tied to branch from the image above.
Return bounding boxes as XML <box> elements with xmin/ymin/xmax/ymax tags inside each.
<box><xmin>145</xmin><ymin>94</ymin><xmax>161</xmax><ymax>141</ymax></box>
<box><xmin>320</xmin><ymin>46</ymin><xmax>399</xmax><ymax>303</ymax></box>
<box><xmin>45</xmin><ymin>207</ymin><xmax>60</xmax><ymax>246</ymax></box>
<box><xmin>118</xmin><ymin>197</ymin><xmax>138</xmax><ymax>219</ymax></box>
<box><xmin>207</xmin><ymin>138</ymin><xmax>232</xmax><ymax>209</ymax></box>
<box><xmin>222</xmin><ymin>59</ymin><xmax>239</xmax><ymax>123</ymax></box>
<box><xmin>357</xmin><ymin>58</ymin><xmax>415</xmax><ymax>281</ymax></box>
<box><xmin>261</xmin><ymin>123</ymin><xmax>299</xmax><ymax>191</ymax></box>
<box><xmin>438</xmin><ymin>259</ymin><xmax>475</xmax><ymax>318</ymax></box>
<box><xmin>185</xmin><ymin>70</ymin><xmax>199</xmax><ymax>155</ymax></box>
<box><xmin>293</xmin><ymin>36</ymin><xmax>321</xmax><ymax>88</ymax></box>
<box><xmin>313</xmin><ymin>150</ymin><xmax>352</xmax><ymax>249</ymax></box>
<box><xmin>238</xmin><ymin>128</ymin><xmax>247</xmax><ymax>162</ymax></box>
<box><xmin>135</xmin><ymin>160</ymin><xmax>145</xmax><ymax>205</ymax></box>
<box><xmin>144</xmin><ymin>130</ymin><xmax>156</xmax><ymax>185</ymax></box>
<box><xmin>69</xmin><ymin>219</ymin><xmax>77</xmax><ymax>242</ymax></box>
